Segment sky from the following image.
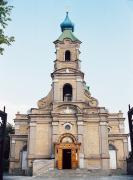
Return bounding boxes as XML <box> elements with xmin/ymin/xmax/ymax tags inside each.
<box><xmin>0</xmin><ymin>0</ymin><xmax>133</xmax><ymax>133</ymax></box>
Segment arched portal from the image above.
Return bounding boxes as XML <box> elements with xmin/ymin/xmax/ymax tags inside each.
<box><xmin>109</xmin><ymin>144</ymin><xmax>117</xmax><ymax>169</ymax></box>
<box><xmin>55</xmin><ymin>134</ymin><xmax>80</xmax><ymax>170</ymax></box>
<box><xmin>63</xmin><ymin>84</ymin><xmax>72</xmax><ymax>101</ymax></box>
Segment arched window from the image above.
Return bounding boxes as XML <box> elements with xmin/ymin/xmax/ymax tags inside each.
<box><xmin>63</xmin><ymin>84</ymin><xmax>72</xmax><ymax>101</ymax></box>
<box><xmin>65</xmin><ymin>50</ymin><xmax>71</xmax><ymax>61</ymax></box>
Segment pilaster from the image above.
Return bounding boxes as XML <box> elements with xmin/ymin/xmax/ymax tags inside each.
<box><xmin>77</xmin><ymin>120</ymin><xmax>84</xmax><ymax>168</ymax></box>
<box><xmin>28</xmin><ymin>122</ymin><xmax>36</xmax><ymax>165</ymax></box>
<box><xmin>51</xmin><ymin>121</ymin><xmax>59</xmax><ymax>158</ymax></box>
<box><xmin>99</xmin><ymin>117</ymin><xmax>109</xmax><ymax>169</ymax></box>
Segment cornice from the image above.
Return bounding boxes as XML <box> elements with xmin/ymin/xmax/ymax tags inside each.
<box><xmin>10</xmin><ymin>134</ymin><xmax>28</xmax><ymax>140</ymax></box>
<box><xmin>108</xmin><ymin>133</ymin><xmax>129</xmax><ymax>137</ymax></box>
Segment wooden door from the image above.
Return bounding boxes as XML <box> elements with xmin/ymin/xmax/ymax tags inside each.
<box><xmin>71</xmin><ymin>148</ymin><xmax>77</xmax><ymax>169</ymax></box>
<box><xmin>57</xmin><ymin>148</ymin><xmax>62</xmax><ymax>169</ymax></box>
<box><xmin>56</xmin><ymin>143</ymin><xmax>80</xmax><ymax>170</ymax></box>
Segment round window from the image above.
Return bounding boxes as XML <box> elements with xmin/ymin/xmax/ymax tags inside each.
<box><xmin>65</xmin><ymin>124</ymin><xmax>71</xmax><ymax>130</ymax></box>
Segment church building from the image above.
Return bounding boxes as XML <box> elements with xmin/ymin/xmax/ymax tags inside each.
<box><xmin>9</xmin><ymin>13</ymin><xmax>128</xmax><ymax>175</ymax></box>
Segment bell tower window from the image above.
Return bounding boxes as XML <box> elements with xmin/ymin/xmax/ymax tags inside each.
<box><xmin>63</xmin><ymin>84</ymin><xmax>72</xmax><ymax>101</ymax></box>
<box><xmin>65</xmin><ymin>50</ymin><xmax>71</xmax><ymax>61</ymax></box>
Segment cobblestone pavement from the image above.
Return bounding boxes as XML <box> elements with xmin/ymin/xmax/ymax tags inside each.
<box><xmin>3</xmin><ymin>170</ymin><xmax>133</xmax><ymax>180</ymax></box>
<box><xmin>4</xmin><ymin>175</ymin><xmax>133</xmax><ymax>180</ymax></box>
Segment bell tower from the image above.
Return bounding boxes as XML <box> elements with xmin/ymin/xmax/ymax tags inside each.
<box><xmin>52</xmin><ymin>12</ymin><xmax>85</xmax><ymax>104</ymax></box>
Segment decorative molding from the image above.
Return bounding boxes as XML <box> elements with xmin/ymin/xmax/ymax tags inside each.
<box><xmin>53</xmin><ymin>79</ymin><xmax>59</xmax><ymax>83</ymax></box>
<box><xmin>15</xmin><ymin>125</ymin><xmax>20</xmax><ymax>130</ymax></box>
<box><xmin>76</xmin><ymin>78</ymin><xmax>82</xmax><ymax>82</ymax></box>
<box><xmin>12</xmin><ymin>140</ymin><xmax>16</xmax><ymax>144</ymax></box>
<box><xmin>66</xmin><ymin>68</ymin><xmax>69</xmax><ymax>73</ymax></box>
<box><xmin>64</xmin><ymin>106</ymin><xmax>74</xmax><ymax>114</ymax></box>
<box><xmin>100</xmin><ymin>122</ymin><xmax>108</xmax><ymax>126</ymax></box>
<box><xmin>108</xmin><ymin>133</ymin><xmax>129</xmax><ymax>138</ymax></box>
<box><xmin>123</xmin><ymin>139</ymin><xmax>128</xmax><ymax>143</ymax></box>
<box><xmin>29</xmin><ymin>122</ymin><xmax>36</xmax><ymax>127</ymax></box>
<box><xmin>77</xmin><ymin>121</ymin><xmax>84</xmax><ymax>125</ymax></box>
<box><xmin>52</xmin><ymin>122</ymin><xmax>59</xmax><ymax>126</ymax></box>
<box><xmin>15</xmin><ymin>122</ymin><xmax>27</xmax><ymax>125</ymax></box>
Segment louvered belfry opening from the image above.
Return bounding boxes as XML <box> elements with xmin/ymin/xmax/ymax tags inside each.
<box><xmin>63</xmin><ymin>83</ymin><xmax>72</xmax><ymax>101</ymax></box>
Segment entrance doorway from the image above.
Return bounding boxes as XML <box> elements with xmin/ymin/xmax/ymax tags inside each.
<box><xmin>55</xmin><ymin>134</ymin><xmax>81</xmax><ymax>170</ymax></box>
<box><xmin>109</xmin><ymin>150</ymin><xmax>117</xmax><ymax>169</ymax></box>
<box><xmin>109</xmin><ymin>144</ymin><xmax>117</xmax><ymax>169</ymax></box>
<box><xmin>63</xmin><ymin>149</ymin><xmax>71</xmax><ymax>169</ymax></box>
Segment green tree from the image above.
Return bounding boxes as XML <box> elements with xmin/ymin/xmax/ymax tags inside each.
<box><xmin>0</xmin><ymin>0</ymin><xmax>14</xmax><ymax>55</ymax></box>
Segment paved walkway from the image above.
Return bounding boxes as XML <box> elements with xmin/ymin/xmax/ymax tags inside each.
<box><xmin>3</xmin><ymin>175</ymin><xmax>133</xmax><ymax>180</ymax></box>
<box><xmin>3</xmin><ymin>169</ymin><xmax>133</xmax><ymax>180</ymax></box>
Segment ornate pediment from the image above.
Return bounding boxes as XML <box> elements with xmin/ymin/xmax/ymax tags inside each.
<box><xmin>54</xmin><ymin>104</ymin><xmax>82</xmax><ymax>114</ymax></box>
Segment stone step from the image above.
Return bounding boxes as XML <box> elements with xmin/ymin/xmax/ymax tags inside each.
<box><xmin>33</xmin><ymin>159</ymin><xmax>54</xmax><ymax>176</ymax></box>
<box><xmin>36</xmin><ymin>169</ymin><xmax>127</xmax><ymax>177</ymax></box>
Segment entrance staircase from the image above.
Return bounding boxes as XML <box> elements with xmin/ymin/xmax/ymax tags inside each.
<box><xmin>34</xmin><ymin>169</ymin><xmax>127</xmax><ymax>177</ymax></box>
